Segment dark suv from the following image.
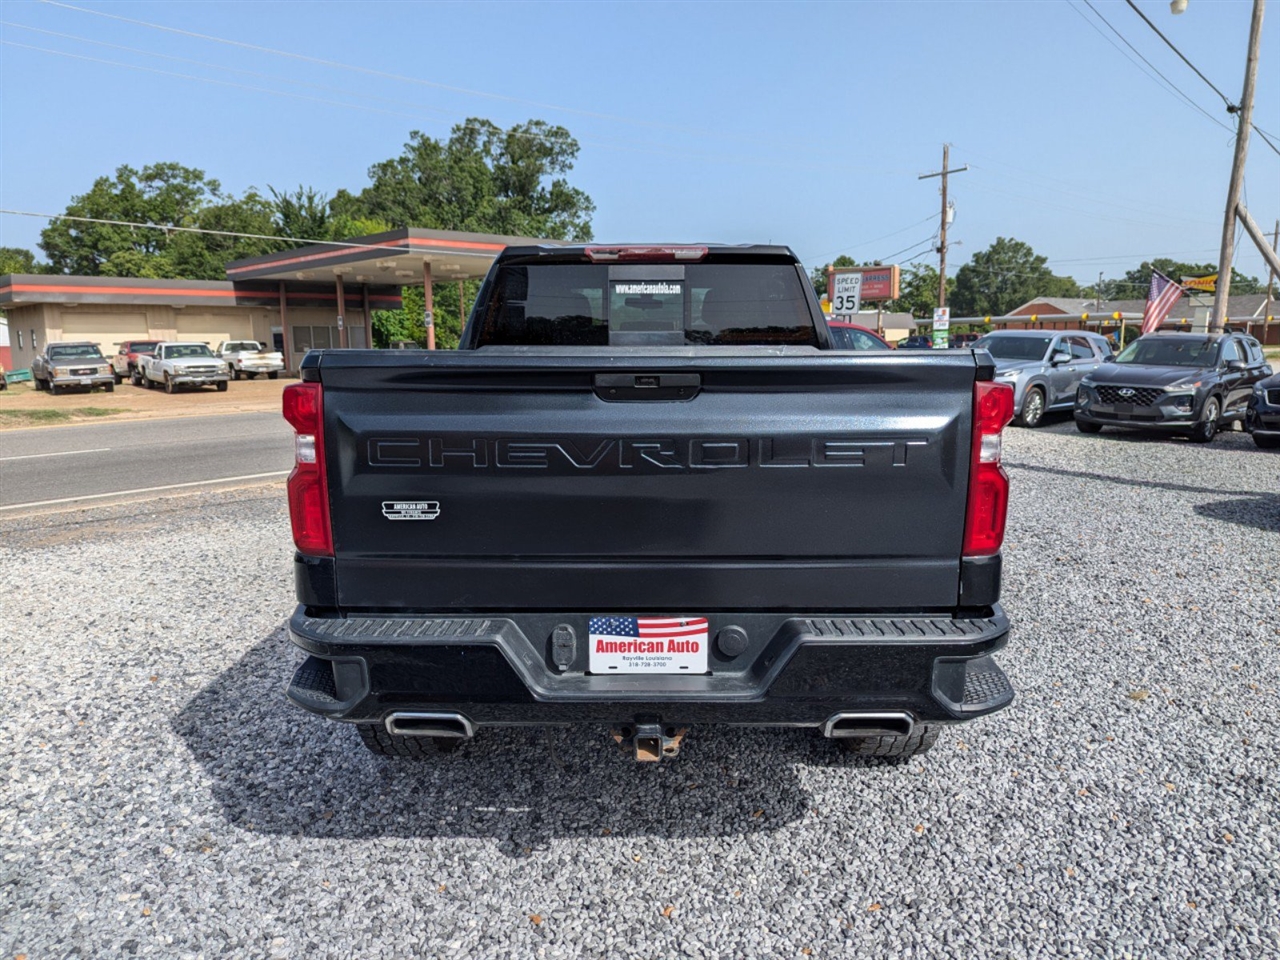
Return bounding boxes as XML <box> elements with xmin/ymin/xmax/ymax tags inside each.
<box><xmin>1247</xmin><ymin>371</ymin><xmax>1280</xmax><ymax>449</ymax></box>
<box><xmin>1074</xmin><ymin>332</ymin><xmax>1271</xmax><ymax>442</ymax></box>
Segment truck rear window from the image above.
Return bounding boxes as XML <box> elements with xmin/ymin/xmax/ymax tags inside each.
<box><xmin>475</xmin><ymin>262</ymin><xmax>818</xmax><ymax>347</ymax></box>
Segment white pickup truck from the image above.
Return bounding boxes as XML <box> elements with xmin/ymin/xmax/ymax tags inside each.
<box><xmin>138</xmin><ymin>342</ymin><xmax>230</xmax><ymax>393</ymax></box>
<box><xmin>216</xmin><ymin>340</ymin><xmax>285</xmax><ymax>380</ymax></box>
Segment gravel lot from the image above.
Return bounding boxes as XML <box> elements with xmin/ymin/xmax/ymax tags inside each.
<box><xmin>2</xmin><ymin>416</ymin><xmax>1277</xmax><ymax>959</ymax></box>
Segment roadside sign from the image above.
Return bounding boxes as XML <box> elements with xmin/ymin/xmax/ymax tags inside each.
<box><xmin>932</xmin><ymin>307</ymin><xmax>950</xmax><ymax>348</ymax></box>
<box><xmin>832</xmin><ymin>272</ymin><xmax>862</xmax><ymax>316</ymax></box>
<box><xmin>830</xmin><ymin>264</ymin><xmax>900</xmax><ymax>302</ymax></box>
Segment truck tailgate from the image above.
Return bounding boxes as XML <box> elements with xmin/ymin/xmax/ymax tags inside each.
<box><xmin>316</xmin><ymin>349</ymin><xmax>979</xmax><ymax>612</ymax></box>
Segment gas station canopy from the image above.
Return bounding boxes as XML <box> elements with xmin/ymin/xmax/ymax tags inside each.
<box><xmin>226</xmin><ymin>226</ymin><xmax>563</xmax><ymax>285</ymax></box>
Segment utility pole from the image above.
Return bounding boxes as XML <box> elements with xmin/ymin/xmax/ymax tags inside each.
<box><xmin>919</xmin><ymin>144</ymin><xmax>968</xmax><ymax>308</ymax></box>
<box><xmin>1210</xmin><ymin>0</ymin><xmax>1265</xmax><ymax>333</ymax></box>
<box><xmin>1097</xmin><ymin>272</ymin><xmax>1104</xmax><ymax>311</ymax></box>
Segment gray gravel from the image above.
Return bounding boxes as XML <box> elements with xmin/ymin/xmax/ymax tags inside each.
<box><xmin>2</xmin><ymin>417</ymin><xmax>1278</xmax><ymax>959</ymax></box>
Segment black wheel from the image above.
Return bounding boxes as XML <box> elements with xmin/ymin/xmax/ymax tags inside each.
<box><xmin>232</xmin><ymin>368</ymin><xmax>241</xmax><ymax>381</ymax></box>
<box><xmin>49</xmin><ymin>382</ymin><xmax>61</xmax><ymax>396</ymax></box>
<box><xmin>1254</xmin><ymin>433</ymin><xmax>1280</xmax><ymax>449</ymax></box>
<box><xmin>104</xmin><ymin>382</ymin><xmax>114</xmax><ymax>393</ymax></box>
<box><xmin>268</xmin><ymin>371</ymin><xmax>279</xmax><ymax>380</ymax></box>
<box><xmin>356</xmin><ymin>722</ymin><xmax>462</xmax><ymax>758</ymax></box>
<box><xmin>1190</xmin><ymin>396</ymin><xmax>1220</xmax><ymax>444</ymax></box>
<box><xmin>1075</xmin><ymin>418</ymin><xmax>1103</xmax><ymax>434</ymax></box>
<box><xmin>164</xmin><ymin>374</ymin><xmax>175</xmax><ymax>395</ymax></box>
<box><xmin>1014</xmin><ymin>387</ymin><xmax>1046</xmax><ymax>427</ymax></box>
<box><xmin>140</xmin><ymin>372</ymin><xmax>152</xmax><ymax>389</ymax></box>
<box><xmin>216</xmin><ymin>380</ymin><xmax>228</xmax><ymax>392</ymax></box>
<box><xmin>130</xmin><ymin>367</ymin><xmax>143</xmax><ymax>387</ymax></box>
<box><xmin>113</xmin><ymin>371</ymin><xmax>124</xmax><ymax>385</ymax></box>
<box><xmin>837</xmin><ymin>725</ymin><xmax>939</xmax><ymax>759</ymax></box>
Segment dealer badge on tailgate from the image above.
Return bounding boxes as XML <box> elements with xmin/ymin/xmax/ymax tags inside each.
<box><xmin>589</xmin><ymin>616</ymin><xmax>709</xmax><ymax>674</ymax></box>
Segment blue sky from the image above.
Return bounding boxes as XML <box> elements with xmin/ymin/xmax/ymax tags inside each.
<box><xmin>2</xmin><ymin>0</ymin><xmax>1277</xmax><ymax>290</ymax></box>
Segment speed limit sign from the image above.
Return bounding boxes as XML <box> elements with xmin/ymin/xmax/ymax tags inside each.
<box><xmin>832</xmin><ymin>272</ymin><xmax>862</xmax><ymax>316</ymax></box>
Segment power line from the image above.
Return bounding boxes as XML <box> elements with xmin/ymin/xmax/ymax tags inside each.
<box><xmin>803</xmin><ymin>213</ymin><xmax>938</xmax><ymax>264</ymax></box>
<box><xmin>36</xmin><ymin>0</ymin><xmax>697</xmax><ymax>137</ymax></box>
<box><xmin>0</xmin><ymin>20</ymin><xmax>460</xmax><ymax>121</ymax></box>
<box><xmin>0</xmin><ymin>38</ymin><xmax>908</xmax><ymax>178</ymax></box>
<box><xmin>1118</xmin><ymin>0</ymin><xmax>1280</xmax><ymax>160</ymax></box>
<box><xmin>0</xmin><ymin>207</ymin><xmax>399</xmax><ymax>250</ymax></box>
<box><xmin>1121</xmin><ymin>0</ymin><xmax>1234</xmax><ymax>108</ymax></box>
<box><xmin>1072</xmin><ymin>0</ymin><xmax>1234</xmax><ymax>133</ymax></box>
<box><xmin>880</xmin><ymin>234</ymin><xmax>940</xmax><ymax>264</ymax></box>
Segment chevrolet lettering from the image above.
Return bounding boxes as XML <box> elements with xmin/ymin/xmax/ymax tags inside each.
<box><xmin>282</xmin><ymin>242</ymin><xmax>1017</xmax><ymax>763</ymax></box>
<box><xmin>365</xmin><ymin>436</ymin><xmax>931</xmax><ymax>472</ymax></box>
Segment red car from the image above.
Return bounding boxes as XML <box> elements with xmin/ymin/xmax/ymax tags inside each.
<box><xmin>826</xmin><ymin>320</ymin><xmax>892</xmax><ymax>350</ymax></box>
<box><xmin>111</xmin><ymin>340</ymin><xmax>162</xmax><ymax>385</ymax></box>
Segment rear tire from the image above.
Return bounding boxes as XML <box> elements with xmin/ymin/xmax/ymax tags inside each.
<box><xmin>1254</xmin><ymin>433</ymin><xmax>1280</xmax><ymax>449</ymax></box>
<box><xmin>113</xmin><ymin>371</ymin><xmax>124</xmax><ymax>385</ymax></box>
<box><xmin>1190</xmin><ymin>396</ymin><xmax>1220</xmax><ymax>444</ymax></box>
<box><xmin>164</xmin><ymin>374</ymin><xmax>175</xmax><ymax>395</ymax></box>
<box><xmin>104</xmin><ymin>382</ymin><xmax>114</xmax><ymax>393</ymax></box>
<box><xmin>1075</xmin><ymin>418</ymin><xmax>1103</xmax><ymax>434</ymax></box>
<box><xmin>268</xmin><ymin>371</ymin><xmax>279</xmax><ymax>380</ymax></box>
<box><xmin>216</xmin><ymin>380</ymin><xmax>228</xmax><ymax>392</ymax></box>
<box><xmin>49</xmin><ymin>382</ymin><xmax>61</xmax><ymax>396</ymax></box>
<box><xmin>356</xmin><ymin>722</ymin><xmax>462</xmax><ymax>758</ymax></box>
<box><xmin>1015</xmin><ymin>387</ymin><xmax>1046</xmax><ymax>427</ymax></box>
<box><xmin>837</xmin><ymin>725</ymin><xmax>939</xmax><ymax>759</ymax></box>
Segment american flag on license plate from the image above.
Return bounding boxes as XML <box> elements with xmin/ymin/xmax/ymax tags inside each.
<box><xmin>588</xmin><ymin>616</ymin><xmax>709</xmax><ymax>641</ymax></box>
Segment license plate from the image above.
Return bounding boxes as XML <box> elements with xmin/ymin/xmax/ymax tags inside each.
<box><xmin>588</xmin><ymin>616</ymin><xmax>709</xmax><ymax>674</ymax></box>
<box><xmin>79</xmin><ymin>379</ymin><xmax>93</xmax><ymax>386</ymax></box>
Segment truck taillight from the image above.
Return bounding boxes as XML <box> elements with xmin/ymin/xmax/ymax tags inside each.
<box><xmin>283</xmin><ymin>382</ymin><xmax>333</xmax><ymax>557</ymax></box>
<box><xmin>962</xmin><ymin>380</ymin><xmax>1014</xmax><ymax>557</ymax></box>
<box><xmin>584</xmin><ymin>245</ymin><xmax>708</xmax><ymax>263</ymax></box>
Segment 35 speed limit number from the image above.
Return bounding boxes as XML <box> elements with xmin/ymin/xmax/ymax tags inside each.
<box><xmin>831</xmin><ymin>272</ymin><xmax>862</xmax><ymax>315</ymax></box>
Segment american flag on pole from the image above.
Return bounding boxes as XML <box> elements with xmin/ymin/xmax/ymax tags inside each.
<box><xmin>1140</xmin><ymin>270</ymin><xmax>1185</xmax><ymax>335</ymax></box>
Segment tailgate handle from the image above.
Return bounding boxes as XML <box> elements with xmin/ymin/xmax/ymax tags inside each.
<box><xmin>594</xmin><ymin>373</ymin><xmax>701</xmax><ymax>402</ymax></box>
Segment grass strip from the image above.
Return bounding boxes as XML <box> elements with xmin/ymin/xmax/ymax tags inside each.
<box><xmin>0</xmin><ymin>407</ymin><xmax>126</xmax><ymax>426</ymax></box>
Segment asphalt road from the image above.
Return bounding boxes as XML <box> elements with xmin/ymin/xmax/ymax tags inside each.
<box><xmin>0</xmin><ymin>412</ymin><xmax>293</xmax><ymax>510</ymax></box>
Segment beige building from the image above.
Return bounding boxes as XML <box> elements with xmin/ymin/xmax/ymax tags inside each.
<box><xmin>1</xmin><ymin>226</ymin><xmax>553</xmax><ymax>371</ymax></box>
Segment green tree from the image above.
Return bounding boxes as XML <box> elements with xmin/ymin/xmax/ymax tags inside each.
<box><xmin>346</xmin><ymin>119</ymin><xmax>595</xmax><ymax>240</ymax></box>
<box><xmin>1122</xmin><ymin>258</ymin><xmax>1262</xmax><ymax>296</ymax></box>
<box><xmin>884</xmin><ymin>263</ymin><xmax>954</xmax><ymax>318</ymax></box>
<box><xmin>0</xmin><ymin>247</ymin><xmax>42</xmax><ymax>274</ymax></box>
<box><xmin>949</xmin><ymin>237</ymin><xmax>1080</xmax><ymax>317</ymax></box>
<box><xmin>38</xmin><ymin>163</ymin><xmax>280</xmax><ymax>279</ymax></box>
<box><xmin>269</xmin><ymin>185</ymin><xmax>333</xmax><ymax>240</ymax></box>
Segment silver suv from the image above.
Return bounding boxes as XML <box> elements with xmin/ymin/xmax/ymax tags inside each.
<box><xmin>974</xmin><ymin>329</ymin><xmax>1113</xmax><ymax>427</ymax></box>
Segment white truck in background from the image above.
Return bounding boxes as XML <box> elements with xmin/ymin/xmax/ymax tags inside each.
<box><xmin>216</xmin><ymin>340</ymin><xmax>285</xmax><ymax>380</ymax></box>
<box><xmin>137</xmin><ymin>342</ymin><xmax>231</xmax><ymax>394</ymax></box>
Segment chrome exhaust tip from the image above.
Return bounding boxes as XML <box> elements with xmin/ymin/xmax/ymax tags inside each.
<box><xmin>821</xmin><ymin>711</ymin><xmax>914</xmax><ymax>739</ymax></box>
<box><xmin>384</xmin><ymin>712</ymin><xmax>475</xmax><ymax>739</ymax></box>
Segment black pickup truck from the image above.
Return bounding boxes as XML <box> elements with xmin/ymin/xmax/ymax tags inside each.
<box><xmin>283</xmin><ymin>244</ymin><xmax>1016</xmax><ymax>762</ymax></box>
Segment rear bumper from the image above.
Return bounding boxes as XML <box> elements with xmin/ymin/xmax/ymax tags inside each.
<box><xmin>286</xmin><ymin>605</ymin><xmax>1014</xmax><ymax>729</ymax></box>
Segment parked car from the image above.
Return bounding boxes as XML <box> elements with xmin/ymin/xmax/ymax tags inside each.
<box><xmin>950</xmin><ymin>333</ymin><xmax>982</xmax><ymax>349</ymax></box>
<box><xmin>897</xmin><ymin>335</ymin><xmax>934</xmax><ymax>349</ymax></box>
<box><xmin>137</xmin><ymin>342</ymin><xmax>230</xmax><ymax>393</ymax></box>
<box><xmin>31</xmin><ymin>342</ymin><xmax>115</xmax><ymax>395</ymax></box>
<box><xmin>283</xmin><ymin>242</ymin><xmax>1016</xmax><ymax>764</ymax></box>
<box><xmin>1074</xmin><ymin>332</ymin><xmax>1271</xmax><ymax>442</ymax></box>
<box><xmin>1246</xmin><ymin>371</ymin><xmax>1280</xmax><ymax>449</ymax></box>
<box><xmin>827</xmin><ymin>320</ymin><xmax>891</xmax><ymax>350</ymax></box>
<box><xmin>112</xmin><ymin>340</ymin><xmax>161</xmax><ymax>385</ymax></box>
<box><xmin>215</xmin><ymin>340</ymin><xmax>285</xmax><ymax>380</ymax></box>
<box><xmin>974</xmin><ymin>329</ymin><xmax>1112</xmax><ymax>427</ymax></box>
